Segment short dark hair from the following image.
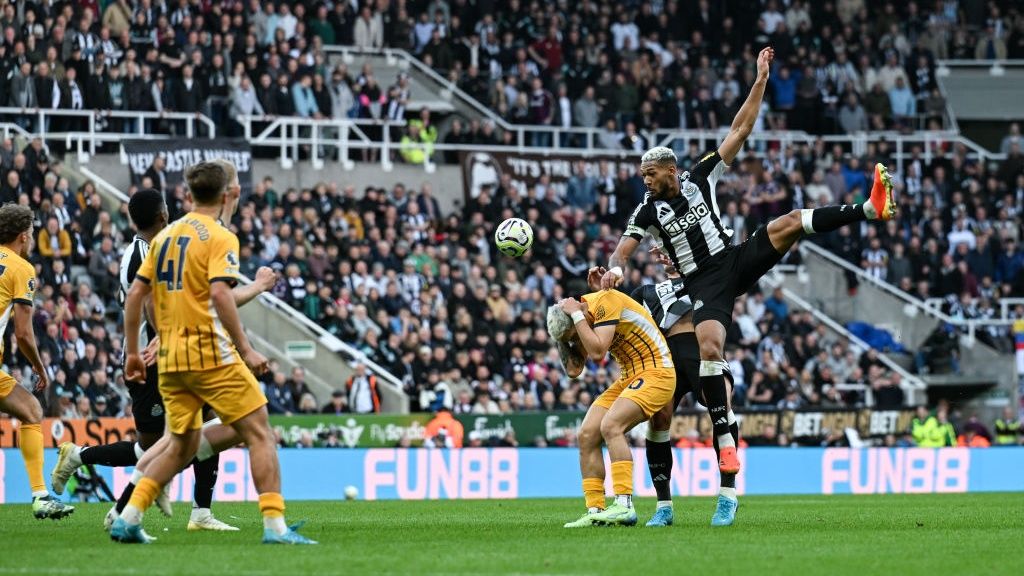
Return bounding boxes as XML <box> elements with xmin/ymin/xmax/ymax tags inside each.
<box><xmin>0</xmin><ymin>204</ymin><xmax>34</xmax><ymax>244</ymax></box>
<box><xmin>185</xmin><ymin>161</ymin><xmax>228</xmax><ymax>205</ymax></box>
<box><xmin>128</xmin><ymin>188</ymin><xmax>165</xmax><ymax>231</ymax></box>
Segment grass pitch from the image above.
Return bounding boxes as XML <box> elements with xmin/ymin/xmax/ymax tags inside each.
<box><xmin>0</xmin><ymin>494</ymin><xmax>1020</xmax><ymax>575</ymax></box>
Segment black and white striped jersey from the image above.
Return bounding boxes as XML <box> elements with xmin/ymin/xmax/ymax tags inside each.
<box><xmin>629</xmin><ymin>277</ymin><xmax>693</xmax><ymax>332</ymax></box>
<box><xmin>624</xmin><ymin>150</ymin><xmax>732</xmax><ymax>276</ymax></box>
<box><xmin>119</xmin><ymin>235</ymin><xmax>156</xmax><ymax>350</ymax></box>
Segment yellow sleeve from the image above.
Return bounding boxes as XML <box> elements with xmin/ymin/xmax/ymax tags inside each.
<box><xmin>208</xmin><ymin>229</ymin><xmax>242</xmax><ymax>285</ymax></box>
<box><xmin>582</xmin><ymin>290</ymin><xmax>623</xmax><ymax>328</ymax></box>
<box><xmin>136</xmin><ymin>237</ymin><xmax>158</xmax><ymax>284</ymax></box>
<box><xmin>9</xmin><ymin>262</ymin><xmax>36</xmax><ymax>306</ymax></box>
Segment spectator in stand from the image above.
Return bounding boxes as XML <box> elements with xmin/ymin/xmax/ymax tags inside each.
<box><xmin>346</xmin><ymin>362</ymin><xmax>380</xmax><ymax>414</ymax></box>
<box><xmin>322</xmin><ymin>390</ymin><xmax>349</xmax><ymax>415</ymax></box>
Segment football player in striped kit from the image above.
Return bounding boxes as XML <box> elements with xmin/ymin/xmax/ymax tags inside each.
<box><xmin>601</xmin><ymin>46</ymin><xmax>897</xmax><ymax>479</ymax></box>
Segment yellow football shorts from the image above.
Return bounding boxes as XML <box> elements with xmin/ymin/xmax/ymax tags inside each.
<box><xmin>159</xmin><ymin>362</ymin><xmax>267</xmax><ymax>434</ymax></box>
<box><xmin>593</xmin><ymin>367</ymin><xmax>675</xmax><ymax>417</ymax></box>
<box><xmin>0</xmin><ymin>370</ymin><xmax>16</xmax><ymax>399</ymax></box>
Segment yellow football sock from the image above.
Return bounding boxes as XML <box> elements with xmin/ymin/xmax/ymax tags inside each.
<box><xmin>611</xmin><ymin>461</ymin><xmax>633</xmax><ymax>496</ymax></box>
<box><xmin>582</xmin><ymin>477</ymin><xmax>605</xmax><ymax>510</ymax></box>
<box><xmin>127</xmin><ymin>477</ymin><xmax>161</xmax><ymax>513</ymax></box>
<box><xmin>19</xmin><ymin>424</ymin><xmax>45</xmax><ymax>493</ymax></box>
<box><xmin>259</xmin><ymin>492</ymin><xmax>285</xmax><ymax>518</ymax></box>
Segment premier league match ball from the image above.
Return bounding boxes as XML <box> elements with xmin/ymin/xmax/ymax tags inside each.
<box><xmin>494</xmin><ymin>217</ymin><xmax>534</xmax><ymax>258</ymax></box>
<box><xmin>344</xmin><ymin>485</ymin><xmax>359</xmax><ymax>500</ymax></box>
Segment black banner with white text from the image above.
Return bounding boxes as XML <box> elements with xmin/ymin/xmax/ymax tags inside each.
<box><xmin>123</xmin><ymin>138</ymin><xmax>254</xmax><ymax>197</ymax></box>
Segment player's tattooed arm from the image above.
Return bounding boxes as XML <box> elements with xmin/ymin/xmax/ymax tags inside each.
<box><xmin>556</xmin><ymin>336</ymin><xmax>586</xmax><ymax>379</ymax></box>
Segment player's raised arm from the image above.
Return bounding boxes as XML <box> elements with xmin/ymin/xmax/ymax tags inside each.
<box><xmin>717</xmin><ymin>46</ymin><xmax>774</xmax><ymax>166</ymax></box>
<box><xmin>603</xmin><ymin>236</ymin><xmax>641</xmax><ymax>289</ymax></box>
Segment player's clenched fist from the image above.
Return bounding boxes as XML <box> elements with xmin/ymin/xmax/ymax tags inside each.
<box><xmin>243</xmin><ymin>348</ymin><xmax>270</xmax><ymax>376</ymax></box>
<box><xmin>125</xmin><ymin>353</ymin><xmax>146</xmax><ymax>382</ymax></box>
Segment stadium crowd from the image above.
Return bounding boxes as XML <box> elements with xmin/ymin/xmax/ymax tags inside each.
<box><xmin>0</xmin><ymin>0</ymin><xmax>1022</xmax><ymax>144</ymax></box>
<box><xmin>0</xmin><ymin>0</ymin><xmax>1021</xmax><ymax>448</ymax></box>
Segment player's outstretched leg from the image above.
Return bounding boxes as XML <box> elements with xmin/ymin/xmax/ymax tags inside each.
<box><xmin>0</xmin><ymin>384</ymin><xmax>74</xmax><ymax>519</ymax></box>
<box><xmin>590</xmin><ymin>399</ymin><xmax>648</xmax><ymax>527</ymax></box>
<box><xmin>52</xmin><ymin>441</ymin><xmax>141</xmax><ymax>495</ymax></box>
<box><xmin>644</xmin><ymin>405</ymin><xmax>674</xmax><ymax>527</ymax></box>
<box><xmin>767</xmin><ymin>162</ymin><xmax>897</xmax><ymax>255</ymax></box>
<box><xmin>565</xmin><ymin>406</ymin><xmax>608</xmax><ymax>528</ymax></box>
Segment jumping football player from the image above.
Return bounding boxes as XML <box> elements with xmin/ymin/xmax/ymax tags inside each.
<box><xmin>551</xmin><ymin>288</ymin><xmax>676</xmax><ymax>528</ymax></box>
<box><xmin>600</xmin><ymin>46</ymin><xmax>896</xmax><ymax>477</ymax></box>
<box><xmin>0</xmin><ymin>204</ymin><xmax>74</xmax><ymax>519</ymax></box>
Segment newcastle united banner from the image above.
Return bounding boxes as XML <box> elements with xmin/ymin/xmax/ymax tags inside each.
<box><xmin>123</xmin><ymin>138</ymin><xmax>254</xmax><ymax>196</ymax></box>
<box><xmin>460</xmin><ymin>150</ymin><xmax>641</xmax><ymax>200</ymax></box>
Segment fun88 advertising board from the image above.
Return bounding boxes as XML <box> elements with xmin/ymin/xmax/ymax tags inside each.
<box><xmin>1</xmin><ymin>448</ymin><xmax>1022</xmax><ymax>503</ymax></box>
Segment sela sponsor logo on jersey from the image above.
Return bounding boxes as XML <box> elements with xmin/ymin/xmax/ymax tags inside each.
<box><xmin>151</xmin><ymin>404</ymin><xmax>164</xmax><ymax>418</ymax></box>
<box><xmin>660</xmin><ymin>202</ymin><xmax>711</xmax><ymax>236</ymax></box>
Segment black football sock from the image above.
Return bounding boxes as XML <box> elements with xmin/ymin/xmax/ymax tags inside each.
<box><xmin>115</xmin><ymin>482</ymin><xmax>136</xmax><ymax>514</ymax></box>
<box><xmin>645</xmin><ymin>438</ymin><xmax>673</xmax><ymax>502</ymax></box>
<box><xmin>802</xmin><ymin>205</ymin><xmax>867</xmax><ymax>235</ymax></box>
<box><xmin>80</xmin><ymin>442</ymin><xmax>139</xmax><ymax>467</ymax></box>
<box><xmin>699</xmin><ymin>361</ymin><xmax>734</xmax><ymax>448</ymax></box>
<box><xmin>191</xmin><ymin>453</ymin><xmax>219</xmax><ymax>509</ymax></box>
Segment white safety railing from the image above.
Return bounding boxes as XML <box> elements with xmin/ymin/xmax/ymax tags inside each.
<box><xmin>801</xmin><ymin>242</ymin><xmax>1015</xmax><ymax>344</ymax></box>
<box><xmin>923</xmin><ymin>297</ymin><xmax>1024</xmax><ymax>321</ymax></box>
<box><xmin>78</xmin><ymin>165</ymin><xmax>129</xmax><ymax>203</ymax></box>
<box><xmin>0</xmin><ymin>106</ymin><xmax>216</xmax><ymax>157</ymax></box>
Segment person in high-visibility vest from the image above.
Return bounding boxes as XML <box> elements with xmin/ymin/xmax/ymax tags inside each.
<box><xmin>994</xmin><ymin>406</ymin><xmax>1022</xmax><ymax>446</ymax></box>
<box><xmin>911</xmin><ymin>406</ymin><xmax>943</xmax><ymax>447</ymax></box>
<box><xmin>935</xmin><ymin>409</ymin><xmax>957</xmax><ymax>447</ymax></box>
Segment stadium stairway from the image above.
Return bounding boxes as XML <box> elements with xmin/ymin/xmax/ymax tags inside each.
<box><xmin>777</xmin><ymin>242</ymin><xmax>1016</xmax><ymax>422</ymax></box>
<box><xmin>325</xmin><ymin>48</ymin><xmax>459</xmax><ymax>117</ymax></box>
<box><xmin>62</xmin><ymin>157</ymin><xmax>411</xmax><ymax>413</ymax></box>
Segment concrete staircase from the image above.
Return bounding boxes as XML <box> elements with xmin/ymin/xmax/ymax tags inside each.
<box><xmin>780</xmin><ymin>242</ymin><xmax>1016</xmax><ymax>420</ymax></box>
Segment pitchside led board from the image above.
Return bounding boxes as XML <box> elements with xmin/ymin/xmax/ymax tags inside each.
<box><xmin>1</xmin><ymin>448</ymin><xmax>1021</xmax><ymax>503</ymax></box>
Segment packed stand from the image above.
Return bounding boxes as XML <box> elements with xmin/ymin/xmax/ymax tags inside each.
<box><xmin>2</xmin><ymin>1</ymin><xmax>1022</xmax><ymax>148</ymax></box>
<box><xmin>0</xmin><ymin>136</ymin><xmax>308</xmax><ymax>423</ymax></box>
<box><xmin>229</xmin><ymin>145</ymin><xmax>917</xmax><ymax>418</ymax></box>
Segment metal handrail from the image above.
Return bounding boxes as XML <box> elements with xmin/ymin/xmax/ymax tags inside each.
<box><xmin>0</xmin><ymin>106</ymin><xmax>216</xmax><ymax>157</ymax></box>
<box><xmin>323</xmin><ymin>45</ymin><xmax>512</xmax><ymax>129</ymax></box>
<box><xmin>78</xmin><ymin>165</ymin><xmax>129</xmax><ymax>203</ymax></box>
<box><xmin>923</xmin><ymin>297</ymin><xmax>1024</xmax><ymax>321</ymax></box>
<box><xmin>800</xmin><ymin>243</ymin><xmax>1014</xmax><ymax>345</ymax></box>
<box><xmin>771</xmin><ymin>281</ymin><xmax>927</xmax><ymax>404</ymax></box>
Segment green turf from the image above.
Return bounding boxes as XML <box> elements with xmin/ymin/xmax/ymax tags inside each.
<box><xmin>0</xmin><ymin>494</ymin><xmax>1021</xmax><ymax>575</ymax></box>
